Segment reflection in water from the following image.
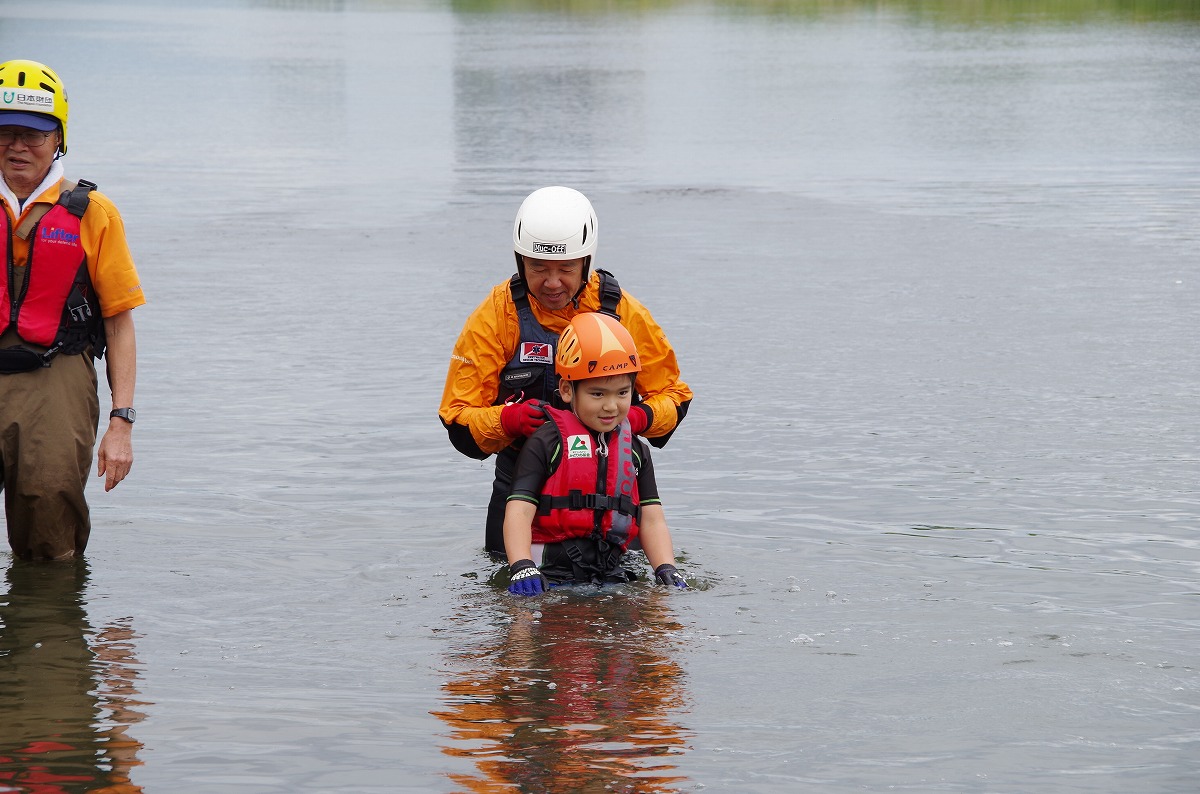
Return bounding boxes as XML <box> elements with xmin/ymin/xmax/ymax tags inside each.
<box><xmin>435</xmin><ymin>587</ymin><xmax>691</xmax><ymax>793</ymax></box>
<box><xmin>0</xmin><ymin>561</ymin><xmax>147</xmax><ymax>794</ymax></box>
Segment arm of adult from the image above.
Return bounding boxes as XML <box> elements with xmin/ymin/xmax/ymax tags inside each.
<box><xmin>438</xmin><ymin>285</ymin><xmax>523</xmax><ymax>459</ymax></box>
<box><xmin>77</xmin><ymin>186</ymin><xmax>144</xmax><ymax>492</ymax></box>
<box><xmin>97</xmin><ymin>310</ymin><xmax>136</xmax><ymax>492</ymax></box>
<box><xmin>618</xmin><ymin>293</ymin><xmax>693</xmax><ymax>447</ymax></box>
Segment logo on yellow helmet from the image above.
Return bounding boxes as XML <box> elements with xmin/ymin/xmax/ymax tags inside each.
<box><xmin>1</xmin><ymin>89</ymin><xmax>54</xmax><ymax>111</ymax></box>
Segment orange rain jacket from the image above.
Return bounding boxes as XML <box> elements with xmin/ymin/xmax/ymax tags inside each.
<box><xmin>439</xmin><ymin>272</ymin><xmax>693</xmax><ymax>459</ymax></box>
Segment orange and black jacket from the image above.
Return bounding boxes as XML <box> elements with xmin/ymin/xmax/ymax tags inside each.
<box><xmin>439</xmin><ymin>270</ymin><xmax>693</xmax><ymax>460</ymax></box>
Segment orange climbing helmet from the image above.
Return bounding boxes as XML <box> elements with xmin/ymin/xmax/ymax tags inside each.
<box><xmin>556</xmin><ymin>312</ymin><xmax>642</xmax><ymax>382</ymax></box>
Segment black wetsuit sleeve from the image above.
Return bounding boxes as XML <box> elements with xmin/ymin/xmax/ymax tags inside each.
<box><xmin>634</xmin><ymin>437</ymin><xmax>660</xmax><ymax>504</ymax></box>
<box><xmin>508</xmin><ymin>423</ymin><xmax>559</xmax><ymax>503</ymax></box>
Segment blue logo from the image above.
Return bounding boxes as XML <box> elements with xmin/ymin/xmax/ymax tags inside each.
<box><xmin>40</xmin><ymin>226</ymin><xmax>80</xmax><ymax>245</ymax></box>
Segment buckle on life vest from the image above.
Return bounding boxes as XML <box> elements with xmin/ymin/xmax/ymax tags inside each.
<box><xmin>566</xmin><ymin>490</ymin><xmax>591</xmax><ymax>511</ymax></box>
<box><xmin>565</xmin><ymin>490</ymin><xmax>627</xmax><ymax>512</ymax></box>
<box><xmin>67</xmin><ymin>285</ymin><xmax>93</xmax><ymax>323</ymax></box>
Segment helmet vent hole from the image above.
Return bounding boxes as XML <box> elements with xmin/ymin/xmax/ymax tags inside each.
<box><xmin>17</xmin><ymin>71</ymin><xmax>26</xmax><ymax>87</ymax></box>
<box><xmin>581</xmin><ymin>225</ymin><xmax>588</xmax><ymax>245</ymax></box>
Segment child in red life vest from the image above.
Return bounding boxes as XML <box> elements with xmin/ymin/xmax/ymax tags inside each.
<box><xmin>503</xmin><ymin>312</ymin><xmax>688</xmax><ymax>596</ymax></box>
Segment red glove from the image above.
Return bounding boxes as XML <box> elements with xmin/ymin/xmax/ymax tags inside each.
<box><xmin>500</xmin><ymin>399</ymin><xmax>546</xmax><ymax>438</ymax></box>
<box><xmin>626</xmin><ymin>404</ymin><xmax>653</xmax><ymax>436</ymax></box>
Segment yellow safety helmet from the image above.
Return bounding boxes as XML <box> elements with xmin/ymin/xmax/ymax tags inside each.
<box><xmin>0</xmin><ymin>59</ymin><xmax>69</xmax><ymax>155</ymax></box>
<box><xmin>556</xmin><ymin>312</ymin><xmax>642</xmax><ymax>382</ymax></box>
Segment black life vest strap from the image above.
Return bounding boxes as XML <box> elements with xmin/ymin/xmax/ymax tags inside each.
<box><xmin>596</xmin><ymin>269</ymin><xmax>622</xmax><ymax>318</ymax></box>
<box><xmin>536</xmin><ymin>489</ymin><xmax>640</xmax><ymax>520</ymax></box>
<box><xmin>509</xmin><ymin>273</ymin><xmax>531</xmax><ymax>314</ymax></box>
<box><xmin>559</xmin><ymin>535</ymin><xmax>632</xmax><ymax>584</ymax></box>
<box><xmin>62</xmin><ymin>179</ymin><xmax>96</xmax><ymax>218</ymax></box>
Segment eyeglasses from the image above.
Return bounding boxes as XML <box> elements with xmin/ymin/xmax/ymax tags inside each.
<box><xmin>0</xmin><ymin>128</ymin><xmax>57</xmax><ymax>147</ymax></box>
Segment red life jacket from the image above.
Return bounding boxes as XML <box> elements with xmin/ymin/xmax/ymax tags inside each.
<box><xmin>533</xmin><ymin>406</ymin><xmax>641</xmax><ymax>550</ymax></box>
<box><xmin>1</xmin><ymin>180</ymin><xmax>103</xmax><ymax>363</ymax></box>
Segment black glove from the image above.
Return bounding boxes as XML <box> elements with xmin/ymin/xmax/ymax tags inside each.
<box><xmin>654</xmin><ymin>563</ymin><xmax>688</xmax><ymax>589</ymax></box>
<box><xmin>508</xmin><ymin>559</ymin><xmax>549</xmax><ymax>596</ymax></box>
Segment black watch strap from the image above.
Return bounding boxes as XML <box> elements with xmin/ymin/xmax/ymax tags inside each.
<box><xmin>110</xmin><ymin>407</ymin><xmax>136</xmax><ymax>424</ymax></box>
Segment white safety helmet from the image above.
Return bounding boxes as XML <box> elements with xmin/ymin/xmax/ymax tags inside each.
<box><xmin>512</xmin><ymin>186</ymin><xmax>598</xmax><ymax>275</ymax></box>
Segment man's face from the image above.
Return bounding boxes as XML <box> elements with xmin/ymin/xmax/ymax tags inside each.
<box><xmin>522</xmin><ymin>257</ymin><xmax>585</xmax><ymax>311</ymax></box>
<box><xmin>0</xmin><ymin>126</ymin><xmax>59</xmax><ymax>190</ymax></box>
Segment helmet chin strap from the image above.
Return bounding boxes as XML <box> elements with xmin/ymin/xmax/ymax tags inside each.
<box><xmin>570</xmin><ymin>256</ymin><xmax>592</xmax><ymax>308</ymax></box>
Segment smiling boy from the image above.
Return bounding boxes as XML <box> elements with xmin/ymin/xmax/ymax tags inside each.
<box><xmin>502</xmin><ymin>313</ymin><xmax>687</xmax><ymax>596</ymax></box>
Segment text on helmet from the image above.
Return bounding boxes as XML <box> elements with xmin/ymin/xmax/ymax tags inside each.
<box><xmin>1</xmin><ymin>89</ymin><xmax>55</xmax><ymax>111</ymax></box>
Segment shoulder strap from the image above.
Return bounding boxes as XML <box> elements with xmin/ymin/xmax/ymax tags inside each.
<box><xmin>62</xmin><ymin>179</ymin><xmax>96</xmax><ymax>218</ymax></box>
<box><xmin>510</xmin><ymin>270</ymin><xmax>621</xmax><ymax>317</ymax></box>
<box><xmin>596</xmin><ymin>269</ymin><xmax>622</xmax><ymax>318</ymax></box>
<box><xmin>509</xmin><ymin>273</ymin><xmax>531</xmax><ymax>314</ymax></box>
<box><xmin>12</xmin><ymin>179</ymin><xmax>94</xmax><ymax>240</ymax></box>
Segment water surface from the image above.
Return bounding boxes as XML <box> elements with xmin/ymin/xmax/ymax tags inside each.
<box><xmin>1</xmin><ymin>1</ymin><xmax>1197</xmax><ymax>791</ymax></box>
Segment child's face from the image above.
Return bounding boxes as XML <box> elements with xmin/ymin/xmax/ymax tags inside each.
<box><xmin>559</xmin><ymin>375</ymin><xmax>634</xmax><ymax>434</ymax></box>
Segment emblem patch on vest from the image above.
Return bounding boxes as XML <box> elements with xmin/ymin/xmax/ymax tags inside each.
<box><xmin>567</xmin><ymin>435</ymin><xmax>592</xmax><ymax>459</ymax></box>
<box><xmin>39</xmin><ymin>226</ymin><xmax>81</xmax><ymax>246</ymax></box>
<box><xmin>520</xmin><ymin>342</ymin><xmax>553</xmax><ymax>365</ymax></box>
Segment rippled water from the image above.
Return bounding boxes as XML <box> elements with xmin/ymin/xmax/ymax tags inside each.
<box><xmin>1</xmin><ymin>1</ymin><xmax>1198</xmax><ymax>792</ymax></box>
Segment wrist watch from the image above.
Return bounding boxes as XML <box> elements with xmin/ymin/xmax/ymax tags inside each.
<box><xmin>110</xmin><ymin>407</ymin><xmax>136</xmax><ymax>424</ymax></box>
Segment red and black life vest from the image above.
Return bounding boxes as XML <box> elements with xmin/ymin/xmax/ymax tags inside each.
<box><xmin>533</xmin><ymin>406</ymin><xmax>641</xmax><ymax>550</ymax></box>
<box><xmin>0</xmin><ymin>180</ymin><xmax>104</xmax><ymax>366</ymax></box>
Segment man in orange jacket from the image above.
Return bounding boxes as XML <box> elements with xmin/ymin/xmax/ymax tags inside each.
<box><xmin>439</xmin><ymin>186</ymin><xmax>692</xmax><ymax>558</ymax></box>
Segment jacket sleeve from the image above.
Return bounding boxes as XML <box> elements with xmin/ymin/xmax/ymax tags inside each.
<box><xmin>438</xmin><ymin>285</ymin><xmax>521</xmax><ymax>459</ymax></box>
<box><xmin>82</xmin><ymin>190</ymin><xmax>145</xmax><ymax>317</ymax></box>
<box><xmin>618</xmin><ymin>293</ymin><xmax>693</xmax><ymax>447</ymax></box>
